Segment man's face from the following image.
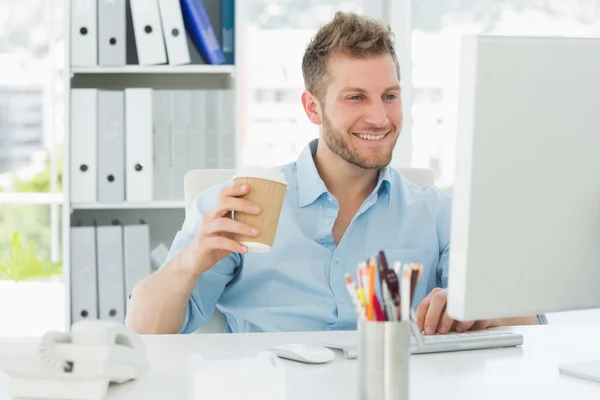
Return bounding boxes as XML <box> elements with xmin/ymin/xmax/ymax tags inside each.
<box><xmin>319</xmin><ymin>53</ymin><xmax>402</xmax><ymax>170</ymax></box>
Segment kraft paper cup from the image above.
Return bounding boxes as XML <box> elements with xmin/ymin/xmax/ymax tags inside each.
<box><xmin>232</xmin><ymin>168</ymin><xmax>288</xmax><ymax>253</ymax></box>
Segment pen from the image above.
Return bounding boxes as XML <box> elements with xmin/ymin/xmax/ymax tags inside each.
<box><xmin>344</xmin><ymin>273</ymin><xmax>365</xmax><ymax>320</ymax></box>
<box><xmin>382</xmin><ymin>281</ymin><xmax>397</xmax><ymax>322</ymax></box>
<box><xmin>410</xmin><ymin>262</ymin><xmax>423</xmax><ymax>307</ymax></box>
<box><xmin>379</xmin><ymin>251</ymin><xmax>401</xmax><ymax>308</ymax></box>
<box><xmin>401</xmin><ymin>264</ymin><xmax>411</xmax><ymax>322</ymax></box>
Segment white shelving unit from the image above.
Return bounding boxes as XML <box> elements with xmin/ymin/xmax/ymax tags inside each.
<box><xmin>62</xmin><ymin>0</ymin><xmax>243</xmax><ymax>329</ymax></box>
<box><xmin>71</xmin><ymin>201</ymin><xmax>185</xmax><ymax>210</ymax></box>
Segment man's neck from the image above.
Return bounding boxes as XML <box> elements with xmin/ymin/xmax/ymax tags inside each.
<box><xmin>313</xmin><ymin>143</ymin><xmax>380</xmax><ymax>205</ymax></box>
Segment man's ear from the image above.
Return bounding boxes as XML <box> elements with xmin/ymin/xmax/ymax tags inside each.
<box><xmin>301</xmin><ymin>90</ymin><xmax>323</xmax><ymax>125</ymax></box>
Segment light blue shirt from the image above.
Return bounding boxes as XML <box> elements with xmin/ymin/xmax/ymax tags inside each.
<box><xmin>163</xmin><ymin>139</ymin><xmax>545</xmax><ymax>333</ymax></box>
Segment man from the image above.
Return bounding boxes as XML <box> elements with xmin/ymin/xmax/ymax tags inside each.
<box><xmin>126</xmin><ymin>12</ymin><xmax>543</xmax><ymax>335</ymax></box>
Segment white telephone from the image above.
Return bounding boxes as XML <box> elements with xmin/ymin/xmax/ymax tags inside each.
<box><xmin>0</xmin><ymin>320</ymin><xmax>149</xmax><ymax>400</ymax></box>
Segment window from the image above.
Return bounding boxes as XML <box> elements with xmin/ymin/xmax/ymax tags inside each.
<box><xmin>409</xmin><ymin>0</ymin><xmax>600</xmax><ymax>189</ymax></box>
<box><xmin>240</xmin><ymin>0</ymin><xmax>368</xmax><ymax>168</ymax></box>
<box><xmin>0</xmin><ymin>0</ymin><xmax>65</xmax><ymax>336</ymax></box>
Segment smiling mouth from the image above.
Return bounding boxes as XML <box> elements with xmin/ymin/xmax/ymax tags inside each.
<box><xmin>353</xmin><ymin>131</ymin><xmax>389</xmax><ymax>141</ymax></box>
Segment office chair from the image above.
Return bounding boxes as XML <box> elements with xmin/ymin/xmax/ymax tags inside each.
<box><xmin>183</xmin><ymin>167</ymin><xmax>435</xmax><ymax>334</ymax></box>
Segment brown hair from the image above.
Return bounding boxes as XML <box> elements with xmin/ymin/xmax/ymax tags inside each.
<box><xmin>302</xmin><ymin>11</ymin><xmax>399</xmax><ymax>101</ymax></box>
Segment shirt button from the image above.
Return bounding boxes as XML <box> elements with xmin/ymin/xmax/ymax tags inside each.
<box><xmin>335</xmin><ymin>257</ymin><xmax>340</xmax><ymax>263</ymax></box>
<box><xmin>340</xmin><ymin>298</ymin><xmax>346</xmax><ymax>304</ymax></box>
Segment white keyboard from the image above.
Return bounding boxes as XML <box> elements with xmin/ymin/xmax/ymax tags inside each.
<box><xmin>410</xmin><ymin>330</ymin><xmax>524</xmax><ymax>354</ymax></box>
<box><xmin>322</xmin><ymin>330</ymin><xmax>524</xmax><ymax>359</ymax></box>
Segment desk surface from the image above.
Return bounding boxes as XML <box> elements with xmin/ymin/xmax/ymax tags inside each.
<box><xmin>103</xmin><ymin>324</ymin><xmax>600</xmax><ymax>400</ymax></box>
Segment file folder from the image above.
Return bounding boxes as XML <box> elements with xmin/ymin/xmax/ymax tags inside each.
<box><xmin>70</xmin><ymin>226</ymin><xmax>98</xmax><ymax>324</ymax></box>
<box><xmin>125</xmin><ymin>88</ymin><xmax>153</xmax><ymax>202</ymax></box>
<box><xmin>157</xmin><ymin>0</ymin><xmax>191</xmax><ymax>65</ymax></box>
<box><xmin>204</xmin><ymin>91</ymin><xmax>219</xmax><ymax>168</ymax></box>
<box><xmin>170</xmin><ymin>91</ymin><xmax>190</xmax><ymax>200</ymax></box>
<box><xmin>180</xmin><ymin>0</ymin><xmax>226</xmax><ymax>64</ymax></box>
<box><xmin>96</xmin><ymin>224</ymin><xmax>126</xmax><ymax>323</ymax></box>
<box><xmin>98</xmin><ymin>0</ymin><xmax>127</xmax><ymax>65</ymax></box>
<box><xmin>187</xmin><ymin>90</ymin><xmax>206</xmax><ymax>170</ymax></box>
<box><xmin>218</xmin><ymin>90</ymin><xmax>236</xmax><ymax>168</ymax></box>
<box><xmin>98</xmin><ymin>90</ymin><xmax>125</xmax><ymax>203</ymax></box>
<box><xmin>152</xmin><ymin>90</ymin><xmax>172</xmax><ymax>200</ymax></box>
<box><xmin>71</xmin><ymin>0</ymin><xmax>98</xmax><ymax>66</ymax></box>
<box><xmin>123</xmin><ymin>224</ymin><xmax>151</xmax><ymax>300</ymax></box>
<box><xmin>70</xmin><ymin>89</ymin><xmax>98</xmax><ymax>203</ymax></box>
<box><xmin>129</xmin><ymin>0</ymin><xmax>167</xmax><ymax>65</ymax></box>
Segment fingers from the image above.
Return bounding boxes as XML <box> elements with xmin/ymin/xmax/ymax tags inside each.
<box><xmin>416</xmin><ymin>293</ymin><xmax>433</xmax><ymax>332</ymax></box>
<box><xmin>455</xmin><ymin>320</ymin><xmax>475</xmax><ymax>333</ymax></box>
<box><xmin>203</xmin><ymin>218</ymin><xmax>260</xmax><ymax>238</ymax></box>
<box><xmin>437</xmin><ymin>311</ymin><xmax>455</xmax><ymax>335</ymax></box>
<box><xmin>208</xmin><ymin>196</ymin><xmax>262</xmax><ymax>220</ymax></box>
<box><xmin>416</xmin><ymin>287</ymin><xmax>442</xmax><ymax>333</ymax></box>
<box><xmin>469</xmin><ymin>320</ymin><xmax>493</xmax><ymax>331</ymax></box>
<box><xmin>202</xmin><ymin>236</ymin><xmax>248</xmax><ymax>254</ymax></box>
<box><xmin>219</xmin><ymin>183</ymin><xmax>250</xmax><ymax>199</ymax></box>
<box><xmin>424</xmin><ymin>290</ymin><xmax>447</xmax><ymax>335</ymax></box>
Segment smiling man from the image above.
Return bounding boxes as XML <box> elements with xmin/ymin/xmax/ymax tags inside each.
<box><xmin>125</xmin><ymin>12</ymin><xmax>543</xmax><ymax>335</ymax></box>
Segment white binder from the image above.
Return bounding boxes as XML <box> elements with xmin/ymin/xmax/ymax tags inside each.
<box><xmin>129</xmin><ymin>0</ymin><xmax>167</xmax><ymax>65</ymax></box>
<box><xmin>170</xmin><ymin>91</ymin><xmax>190</xmax><ymax>200</ymax></box>
<box><xmin>70</xmin><ymin>226</ymin><xmax>98</xmax><ymax>324</ymax></box>
<box><xmin>98</xmin><ymin>0</ymin><xmax>126</xmax><ymax>66</ymax></box>
<box><xmin>218</xmin><ymin>90</ymin><xmax>236</xmax><ymax>168</ymax></box>
<box><xmin>96</xmin><ymin>225</ymin><xmax>126</xmax><ymax>323</ymax></box>
<box><xmin>123</xmin><ymin>224</ymin><xmax>151</xmax><ymax>301</ymax></box>
<box><xmin>70</xmin><ymin>89</ymin><xmax>98</xmax><ymax>203</ymax></box>
<box><xmin>71</xmin><ymin>0</ymin><xmax>98</xmax><ymax>66</ymax></box>
<box><xmin>187</xmin><ymin>90</ymin><xmax>206</xmax><ymax>170</ymax></box>
<box><xmin>157</xmin><ymin>0</ymin><xmax>191</xmax><ymax>65</ymax></box>
<box><xmin>125</xmin><ymin>88</ymin><xmax>153</xmax><ymax>202</ymax></box>
<box><xmin>152</xmin><ymin>90</ymin><xmax>172</xmax><ymax>200</ymax></box>
<box><xmin>98</xmin><ymin>90</ymin><xmax>125</xmax><ymax>203</ymax></box>
<box><xmin>204</xmin><ymin>91</ymin><xmax>219</xmax><ymax>169</ymax></box>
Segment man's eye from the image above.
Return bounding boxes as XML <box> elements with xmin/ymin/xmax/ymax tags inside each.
<box><xmin>385</xmin><ymin>94</ymin><xmax>397</xmax><ymax>100</ymax></box>
<box><xmin>348</xmin><ymin>95</ymin><xmax>362</xmax><ymax>100</ymax></box>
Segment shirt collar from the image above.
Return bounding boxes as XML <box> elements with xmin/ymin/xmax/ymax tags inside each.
<box><xmin>296</xmin><ymin>139</ymin><xmax>393</xmax><ymax>208</ymax></box>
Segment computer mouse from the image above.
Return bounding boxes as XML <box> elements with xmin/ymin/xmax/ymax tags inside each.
<box><xmin>269</xmin><ymin>343</ymin><xmax>335</xmax><ymax>364</ymax></box>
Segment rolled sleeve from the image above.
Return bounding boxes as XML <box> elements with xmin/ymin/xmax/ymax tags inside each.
<box><xmin>162</xmin><ymin>181</ymin><xmax>240</xmax><ymax>334</ymax></box>
<box><xmin>436</xmin><ymin>193</ymin><xmax>452</xmax><ymax>289</ymax></box>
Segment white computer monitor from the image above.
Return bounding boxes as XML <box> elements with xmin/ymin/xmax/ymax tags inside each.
<box><xmin>446</xmin><ymin>35</ymin><xmax>600</xmax><ymax>380</ymax></box>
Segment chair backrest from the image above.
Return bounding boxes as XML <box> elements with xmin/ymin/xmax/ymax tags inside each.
<box><xmin>397</xmin><ymin>167</ymin><xmax>435</xmax><ymax>186</ymax></box>
<box><xmin>184</xmin><ymin>169</ymin><xmax>235</xmax><ymax>216</ymax></box>
<box><xmin>182</xmin><ymin>167</ymin><xmax>434</xmax><ymax>333</ymax></box>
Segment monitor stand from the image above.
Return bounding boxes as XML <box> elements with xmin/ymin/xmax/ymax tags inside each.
<box><xmin>559</xmin><ymin>360</ymin><xmax>600</xmax><ymax>383</ymax></box>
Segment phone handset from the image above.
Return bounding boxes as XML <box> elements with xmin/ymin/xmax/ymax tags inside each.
<box><xmin>38</xmin><ymin>320</ymin><xmax>147</xmax><ymax>374</ymax></box>
<box><xmin>69</xmin><ymin>320</ymin><xmax>146</xmax><ymax>353</ymax></box>
<box><xmin>39</xmin><ymin>330</ymin><xmax>73</xmax><ymax>372</ymax></box>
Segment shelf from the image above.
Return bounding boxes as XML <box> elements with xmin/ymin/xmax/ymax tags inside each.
<box><xmin>71</xmin><ymin>201</ymin><xmax>185</xmax><ymax>210</ymax></box>
<box><xmin>71</xmin><ymin>65</ymin><xmax>235</xmax><ymax>75</ymax></box>
<box><xmin>70</xmin><ymin>65</ymin><xmax>235</xmax><ymax>90</ymax></box>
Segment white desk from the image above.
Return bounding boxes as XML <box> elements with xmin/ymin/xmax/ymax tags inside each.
<box><xmin>102</xmin><ymin>324</ymin><xmax>600</xmax><ymax>400</ymax></box>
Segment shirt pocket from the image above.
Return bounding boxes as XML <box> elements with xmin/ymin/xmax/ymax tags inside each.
<box><xmin>378</xmin><ymin>248</ymin><xmax>430</xmax><ymax>268</ymax></box>
<box><xmin>371</xmin><ymin>248</ymin><xmax>432</xmax><ymax>308</ymax></box>
<box><xmin>377</xmin><ymin>248</ymin><xmax>431</xmax><ymax>291</ymax></box>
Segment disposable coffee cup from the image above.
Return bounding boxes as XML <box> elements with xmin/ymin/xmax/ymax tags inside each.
<box><xmin>232</xmin><ymin>167</ymin><xmax>288</xmax><ymax>253</ymax></box>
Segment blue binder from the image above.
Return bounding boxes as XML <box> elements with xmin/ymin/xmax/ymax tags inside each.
<box><xmin>180</xmin><ymin>0</ymin><xmax>226</xmax><ymax>65</ymax></box>
<box><xmin>221</xmin><ymin>0</ymin><xmax>235</xmax><ymax>65</ymax></box>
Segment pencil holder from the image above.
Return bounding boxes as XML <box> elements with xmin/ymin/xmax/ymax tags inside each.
<box><xmin>358</xmin><ymin>320</ymin><xmax>410</xmax><ymax>400</ymax></box>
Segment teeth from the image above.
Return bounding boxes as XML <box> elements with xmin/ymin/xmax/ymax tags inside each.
<box><xmin>355</xmin><ymin>133</ymin><xmax>386</xmax><ymax>141</ymax></box>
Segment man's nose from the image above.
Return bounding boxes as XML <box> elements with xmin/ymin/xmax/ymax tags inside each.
<box><xmin>364</xmin><ymin>99</ymin><xmax>389</xmax><ymax>128</ymax></box>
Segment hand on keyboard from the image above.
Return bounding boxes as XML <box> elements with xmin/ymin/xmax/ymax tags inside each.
<box><xmin>415</xmin><ymin>288</ymin><xmax>495</xmax><ymax>335</ymax></box>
